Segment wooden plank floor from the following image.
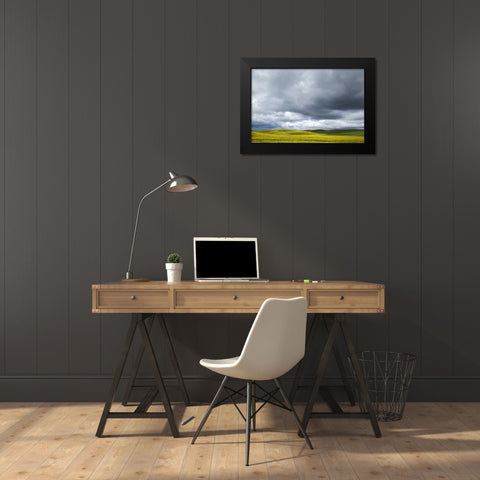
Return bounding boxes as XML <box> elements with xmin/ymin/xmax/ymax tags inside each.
<box><xmin>0</xmin><ymin>401</ymin><xmax>479</xmax><ymax>479</ymax></box>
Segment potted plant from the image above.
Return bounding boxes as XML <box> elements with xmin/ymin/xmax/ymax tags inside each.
<box><xmin>165</xmin><ymin>252</ymin><xmax>183</xmax><ymax>283</ymax></box>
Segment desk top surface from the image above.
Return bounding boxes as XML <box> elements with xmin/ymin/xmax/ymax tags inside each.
<box><xmin>94</xmin><ymin>280</ymin><xmax>383</xmax><ymax>289</ymax></box>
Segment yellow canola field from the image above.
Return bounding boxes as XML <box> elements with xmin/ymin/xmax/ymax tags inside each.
<box><xmin>252</xmin><ymin>129</ymin><xmax>364</xmax><ymax>144</ymax></box>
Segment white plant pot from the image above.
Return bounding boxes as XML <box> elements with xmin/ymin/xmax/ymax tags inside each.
<box><xmin>165</xmin><ymin>263</ymin><xmax>183</xmax><ymax>283</ymax></box>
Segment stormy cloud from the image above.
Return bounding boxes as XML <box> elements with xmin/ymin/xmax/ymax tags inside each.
<box><xmin>251</xmin><ymin>68</ymin><xmax>364</xmax><ymax>131</ymax></box>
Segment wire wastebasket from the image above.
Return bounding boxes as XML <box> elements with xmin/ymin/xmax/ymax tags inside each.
<box><xmin>350</xmin><ymin>351</ymin><xmax>416</xmax><ymax>421</ymax></box>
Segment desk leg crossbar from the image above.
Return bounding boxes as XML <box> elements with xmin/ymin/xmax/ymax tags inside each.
<box><xmin>292</xmin><ymin>314</ymin><xmax>381</xmax><ymax>438</ymax></box>
<box><xmin>96</xmin><ymin>313</ymin><xmax>186</xmax><ymax>438</ymax></box>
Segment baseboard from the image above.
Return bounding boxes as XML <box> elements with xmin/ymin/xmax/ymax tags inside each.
<box><xmin>0</xmin><ymin>375</ymin><xmax>479</xmax><ymax>402</ymax></box>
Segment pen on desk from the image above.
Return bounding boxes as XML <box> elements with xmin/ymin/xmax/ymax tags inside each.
<box><xmin>292</xmin><ymin>279</ymin><xmax>324</xmax><ymax>283</ymax></box>
<box><xmin>181</xmin><ymin>415</ymin><xmax>194</xmax><ymax>426</ymax></box>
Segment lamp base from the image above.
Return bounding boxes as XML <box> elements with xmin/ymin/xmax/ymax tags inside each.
<box><xmin>121</xmin><ymin>278</ymin><xmax>150</xmax><ymax>282</ymax></box>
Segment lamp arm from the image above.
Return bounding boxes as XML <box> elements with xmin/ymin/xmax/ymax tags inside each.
<box><xmin>126</xmin><ymin>177</ymin><xmax>172</xmax><ymax>278</ymax></box>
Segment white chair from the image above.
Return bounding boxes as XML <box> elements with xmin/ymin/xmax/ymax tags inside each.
<box><xmin>191</xmin><ymin>297</ymin><xmax>313</xmax><ymax>466</ymax></box>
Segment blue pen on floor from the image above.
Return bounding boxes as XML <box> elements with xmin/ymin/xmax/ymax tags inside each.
<box><xmin>181</xmin><ymin>415</ymin><xmax>194</xmax><ymax>426</ymax></box>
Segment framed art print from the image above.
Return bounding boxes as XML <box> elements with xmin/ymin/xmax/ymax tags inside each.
<box><xmin>240</xmin><ymin>57</ymin><xmax>376</xmax><ymax>155</ymax></box>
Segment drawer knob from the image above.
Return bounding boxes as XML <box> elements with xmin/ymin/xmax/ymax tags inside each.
<box><xmin>131</xmin><ymin>295</ymin><xmax>136</xmax><ymax>300</ymax></box>
<box><xmin>233</xmin><ymin>295</ymin><xmax>238</xmax><ymax>300</ymax></box>
<box><xmin>339</xmin><ymin>295</ymin><xmax>344</xmax><ymax>300</ymax></box>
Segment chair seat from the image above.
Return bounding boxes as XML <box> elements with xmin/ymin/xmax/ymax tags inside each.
<box><xmin>201</xmin><ymin>356</ymin><xmax>276</xmax><ymax>381</ymax></box>
<box><xmin>200</xmin><ymin>356</ymin><xmax>239</xmax><ymax>370</ymax></box>
<box><xmin>200</xmin><ymin>354</ymin><xmax>291</xmax><ymax>381</ymax></box>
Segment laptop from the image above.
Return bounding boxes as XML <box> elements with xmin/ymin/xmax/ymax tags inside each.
<box><xmin>193</xmin><ymin>237</ymin><xmax>268</xmax><ymax>282</ymax></box>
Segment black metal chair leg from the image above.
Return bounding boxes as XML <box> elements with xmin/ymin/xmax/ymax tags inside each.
<box><xmin>252</xmin><ymin>381</ymin><xmax>256</xmax><ymax>431</ymax></box>
<box><xmin>246</xmin><ymin>380</ymin><xmax>252</xmax><ymax>466</ymax></box>
<box><xmin>275</xmin><ymin>378</ymin><xmax>313</xmax><ymax>450</ymax></box>
<box><xmin>191</xmin><ymin>375</ymin><xmax>228</xmax><ymax>444</ymax></box>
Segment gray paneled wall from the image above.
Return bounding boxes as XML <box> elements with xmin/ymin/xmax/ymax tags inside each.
<box><xmin>0</xmin><ymin>0</ymin><xmax>479</xmax><ymax>401</ymax></box>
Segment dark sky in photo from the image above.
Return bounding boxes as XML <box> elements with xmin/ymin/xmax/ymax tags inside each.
<box><xmin>251</xmin><ymin>68</ymin><xmax>365</xmax><ymax>131</ymax></box>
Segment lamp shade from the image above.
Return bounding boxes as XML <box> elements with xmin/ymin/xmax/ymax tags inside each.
<box><xmin>166</xmin><ymin>171</ymin><xmax>198</xmax><ymax>192</ymax></box>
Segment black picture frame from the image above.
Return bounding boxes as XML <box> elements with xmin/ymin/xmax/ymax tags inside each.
<box><xmin>240</xmin><ymin>57</ymin><xmax>376</xmax><ymax>155</ymax></box>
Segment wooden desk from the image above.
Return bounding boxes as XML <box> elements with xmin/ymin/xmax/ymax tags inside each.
<box><xmin>92</xmin><ymin>280</ymin><xmax>385</xmax><ymax>437</ymax></box>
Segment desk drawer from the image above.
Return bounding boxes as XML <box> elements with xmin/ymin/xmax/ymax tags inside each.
<box><xmin>175</xmin><ymin>289</ymin><xmax>303</xmax><ymax>310</ymax></box>
<box><xmin>308</xmin><ymin>289</ymin><xmax>381</xmax><ymax>310</ymax></box>
<box><xmin>96</xmin><ymin>290</ymin><xmax>169</xmax><ymax>309</ymax></box>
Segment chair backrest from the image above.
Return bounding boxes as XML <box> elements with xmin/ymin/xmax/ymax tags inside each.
<box><xmin>234</xmin><ymin>297</ymin><xmax>308</xmax><ymax>381</ymax></box>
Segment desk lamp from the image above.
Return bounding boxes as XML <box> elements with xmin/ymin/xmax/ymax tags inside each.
<box><xmin>123</xmin><ymin>171</ymin><xmax>198</xmax><ymax>282</ymax></box>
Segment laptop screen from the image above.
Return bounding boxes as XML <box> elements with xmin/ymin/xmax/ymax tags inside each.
<box><xmin>194</xmin><ymin>237</ymin><xmax>259</xmax><ymax>280</ymax></box>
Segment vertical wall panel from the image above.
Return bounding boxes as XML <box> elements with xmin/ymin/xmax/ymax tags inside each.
<box><xmin>292</xmin><ymin>0</ymin><xmax>325</xmax><ymax>57</ymax></box>
<box><xmin>36</xmin><ymin>0</ymin><xmax>69</xmax><ymax>374</ymax></box>
<box><xmin>259</xmin><ymin>0</ymin><xmax>294</xmax><ymax>280</ymax></box>
<box><xmin>196</xmin><ymin>0</ymin><xmax>229</xmax><ymax>236</ymax></box>
<box><xmin>228</xmin><ymin>0</ymin><xmax>261</xmax><ymax>238</ymax></box>
<box><xmin>162</xmin><ymin>0</ymin><xmax>200</xmax><ymax>386</ymax></box>
<box><xmin>421</xmin><ymin>0</ymin><xmax>454</xmax><ymax>375</ymax></box>
<box><xmin>183</xmin><ymin>0</ymin><xmax>232</xmax><ymax>386</ymax></box>
<box><xmin>356</xmin><ymin>0</ymin><xmax>389</xmax><ymax>350</ymax></box>
<box><xmin>323</xmin><ymin>0</ymin><xmax>358</xmax><ymax>353</ymax></box>
<box><xmin>164</xmin><ymin>0</ymin><xmax>197</xmax><ymax>276</ymax></box>
<box><xmin>388</xmin><ymin>0</ymin><xmax>422</xmax><ymax>359</ymax></box>
<box><xmin>4</xmin><ymin>0</ymin><xmax>37</xmax><ymax>374</ymax></box>
<box><xmin>290</xmin><ymin>0</ymin><xmax>328</xmax><ymax>381</ymax></box>
<box><xmin>324</xmin><ymin>0</ymin><xmax>357</xmax><ymax>280</ymax></box>
<box><xmin>453</xmin><ymin>0</ymin><xmax>480</xmax><ymax>375</ymax></box>
<box><xmin>131</xmin><ymin>0</ymin><xmax>168</xmax><ymax>379</ymax></box>
<box><xmin>0</xmin><ymin>0</ymin><xmax>5</xmax><ymax>375</ymax></box>
<box><xmin>100</xmin><ymin>0</ymin><xmax>133</xmax><ymax>374</ymax></box>
<box><xmin>226</xmin><ymin>0</ymin><xmax>261</xmax><ymax>368</ymax></box>
<box><xmin>292</xmin><ymin>0</ymin><xmax>326</xmax><ymax>281</ymax></box>
<box><xmin>69</xmin><ymin>0</ymin><xmax>101</xmax><ymax>374</ymax></box>
<box><xmin>132</xmin><ymin>0</ymin><xmax>165</xmax><ymax>280</ymax></box>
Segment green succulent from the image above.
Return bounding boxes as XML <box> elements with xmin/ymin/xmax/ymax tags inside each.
<box><xmin>166</xmin><ymin>252</ymin><xmax>182</xmax><ymax>263</ymax></box>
